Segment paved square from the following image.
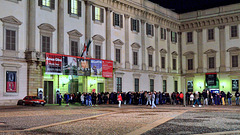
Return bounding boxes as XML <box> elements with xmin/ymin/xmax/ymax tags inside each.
<box><xmin>0</xmin><ymin>105</ymin><xmax>240</xmax><ymax>135</ymax></box>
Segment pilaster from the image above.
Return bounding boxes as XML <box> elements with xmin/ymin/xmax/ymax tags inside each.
<box><xmin>219</xmin><ymin>25</ymin><xmax>226</xmax><ymax>71</ymax></box>
<box><xmin>28</xmin><ymin>0</ymin><xmax>36</xmax><ymax>52</ymax></box>
<box><xmin>85</xmin><ymin>0</ymin><xmax>92</xmax><ymax>57</ymax></box>
<box><xmin>125</xmin><ymin>14</ymin><xmax>130</xmax><ymax>69</ymax></box>
<box><xmin>154</xmin><ymin>24</ymin><xmax>159</xmax><ymax>71</ymax></box>
<box><xmin>141</xmin><ymin>19</ymin><xmax>146</xmax><ymax>70</ymax></box>
<box><xmin>177</xmin><ymin>32</ymin><xmax>182</xmax><ymax>74</ymax></box>
<box><xmin>196</xmin><ymin>29</ymin><xmax>203</xmax><ymax>73</ymax></box>
<box><xmin>106</xmin><ymin>7</ymin><xmax>112</xmax><ymax>60</ymax></box>
<box><xmin>167</xmin><ymin>28</ymin><xmax>171</xmax><ymax>73</ymax></box>
<box><xmin>57</xmin><ymin>0</ymin><xmax>64</xmax><ymax>54</ymax></box>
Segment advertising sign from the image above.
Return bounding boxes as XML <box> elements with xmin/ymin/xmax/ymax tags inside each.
<box><xmin>6</xmin><ymin>71</ymin><xmax>17</xmax><ymax>92</ymax></box>
<box><xmin>187</xmin><ymin>81</ymin><xmax>193</xmax><ymax>92</ymax></box>
<box><xmin>206</xmin><ymin>73</ymin><xmax>217</xmax><ymax>86</ymax></box>
<box><xmin>232</xmin><ymin>79</ymin><xmax>239</xmax><ymax>91</ymax></box>
<box><xmin>102</xmin><ymin>60</ymin><xmax>113</xmax><ymax>78</ymax></box>
<box><xmin>77</xmin><ymin>58</ymin><xmax>91</xmax><ymax>76</ymax></box>
<box><xmin>91</xmin><ymin>60</ymin><xmax>102</xmax><ymax>77</ymax></box>
<box><xmin>62</xmin><ymin>56</ymin><xmax>78</xmax><ymax>75</ymax></box>
<box><xmin>45</xmin><ymin>53</ymin><xmax>63</xmax><ymax>75</ymax></box>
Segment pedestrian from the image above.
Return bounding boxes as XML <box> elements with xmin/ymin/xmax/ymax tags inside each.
<box><xmin>179</xmin><ymin>92</ymin><xmax>184</xmax><ymax>105</ymax></box>
<box><xmin>118</xmin><ymin>93</ymin><xmax>123</xmax><ymax>108</ymax></box>
<box><xmin>146</xmin><ymin>92</ymin><xmax>151</xmax><ymax>106</ymax></box>
<box><xmin>81</xmin><ymin>94</ymin><xmax>84</xmax><ymax>105</ymax></box>
<box><xmin>58</xmin><ymin>93</ymin><xmax>62</xmax><ymax>106</ymax></box>
<box><xmin>203</xmin><ymin>90</ymin><xmax>208</xmax><ymax>106</ymax></box>
<box><xmin>235</xmin><ymin>91</ymin><xmax>239</xmax><ymax>105</ymax></box>
<box><xmin>66</xmin><ymin>93</ymin><xmax>69</xmax><ymax>106</ymax></box>
<box><xmin>151</xmin><ymin>92</ymin><xmax>156</xmax><ymax>109</ymax></box>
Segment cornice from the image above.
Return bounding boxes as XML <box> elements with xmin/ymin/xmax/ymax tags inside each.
<box><xmin>180</xmin><ymin>13</ymin><xmax>240</xmax><ymax>31</ymax></box>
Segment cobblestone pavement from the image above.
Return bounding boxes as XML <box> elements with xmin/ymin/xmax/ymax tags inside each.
<box><xmin>0</xmin><ymin>104</ymin><xmax>240</xmax><ymax>135</ymax></box>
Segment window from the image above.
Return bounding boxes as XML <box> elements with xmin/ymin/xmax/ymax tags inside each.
<box><xmin>208</xmin><ymin>29</ymin><xmax>214</xmax><ymax>40</ymax></box>
<box><xmin>187</xmin><ymin>59</ymin><xmax>193</xmax><ymax>70</ymax></box>
<box><xmin>232</xmin><ymin>55</ymin><xmax>238</xmax><ymax>67</ymax></box>
<box><xmin>231</xmin><ymin>25</ymin><xmax>238</xmax><ymax>38</ymax></box>
<box><xmin>42</xmin><ymin>36</ymin><xmax>50</xmax><ymax>53</ymax></box>
<box><xmin>133</xmin><ymin>52</ymin><xmax>138</xmax><ymax>65</ymax></box>
<box><xmin>209</xmin><ymin>57</ymin><xmax>215</xmax><ymax>69</ymax></box>
<box><xmin>71</xmin><ymin>41</ymin><xmax>78</xmax><ymax>56</ymax></box>
<box><xmin>146</xmin><ymin>23</ymin><xmax>154</xmax><ymax>36</ymax></box>
<box><xmin>171</xmin><ymin>31</ymin><xmax>177</xmax><ymax>43</ymax></box>
<box><xmin>161</xmin><ymin>57</ymin><xmax>165</xmax><ymax>69</ymax></box>
<box><xmin>113</xmin><ymin>13</ymin><xmax>123</xmax><ymax>28</ymax></box>
<box><xmin>150</xmin><ymin>79</ymin><xmax>154</xmax><ymax>92</ymax></box>
<box><xmin>6</xmin><ymin>29</ymin><xmax>16</xmax><ymax>50</ymax></box>
<box><xmin>68</xmin><ymin>0</ymin><xmax>81</xmax><ymax>17</ymax></box>
<box><xmin>95</xmin><ymin>45</ymin><xmax>101</xmax><ymax>59</ymax></box>
<box><xmin>135</xmin><ymin>78</ymin><xmax>139</xmax><ymax>92</ymax></box>
<box><xmin>117</xmin><ymin>77</ymin><xmax>122</xmax><ymax>92</ymax></box>
<box><xmin>116</xmin><ymin>49</ymin><xmax>121</xmax><ymax>63</ymax></box>
<box><xmin>187</xmin><ymin>32</ymin><xmax>193</xmax><ymax>43</ymax></box>
<box><xmin>148</xmin><ymin>54</ymin><xmax>153</xmax><ymax>67</ymax></box>
<box><xmin>174</xmin><ymin>81</ymin><xmax>178</xmax><ymax>92</ymax></box>
<box><xmin>161</xmin><ymin>28</ymin><xmax>166</xmax><ymax>40</ymax></box>
<box><xmin>172</xmin><ymin>58</ymin><xmax>176</xmax><ymax>70</ymax></box>
<box><xmin>163</xmin><ymin>80</ymin><xmax>167</xmax><ymax>92</ymax></box>
<box><xmin>39</xmin><ymin>0</ymin><xmax>55</xmax><ymax>10</ymax></box>
<box><xmin>131</xmin><ymin>18</ymin><xmax>139</xmax><ymax>32</ymax></box>
<box><xmin>92</xmin><ymin>6</ymin><xmax>104</xmax><ymax>23</ymax></box>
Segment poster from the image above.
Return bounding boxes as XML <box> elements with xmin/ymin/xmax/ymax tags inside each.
<box><xmin>102</xmin><ymin>60</ymin><xmax>113</xmax><ymax>78</ymax></box>
<box><xmin>45</xmin><ymin>53</ymin><xmax>63</xmax><ymax>75</ymax></box>
<box><xmin>77</xmin><ymin>58</ymin><xmax>91</xmax><ymax>76</ymax></box>
<box><xmin>232</xmin><ymin>79</ymin><xmax>239</xmax><ymax>91</ymax></box>
<box><xmin>187</xmin><ymin>81</ymin><xmax>193</xmax><ymax>92</ymax></box>
<box><xmin>91</xmin><ymin>60</ymin><xmax>102</xmax><ymax>77</ymax></box>
<box><xmin>6</xmin><ymin>71</ymin><xmax>17</xmax><ymax>92</ymax></box>
<box><xmin>206</xmin><ymin>73</ymin><xmax>217</xmax><ymax>86</ymax></box>
<box><xmin>62</xmin><ymin>56</ymin><xmax>78</xmax><ymax>75</ymax></box>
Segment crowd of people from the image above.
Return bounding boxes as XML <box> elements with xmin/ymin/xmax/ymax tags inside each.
<box><xmin>56</xmin><ymin>90</ymin><xmax>240</xmax><ymax>107</ymax></box>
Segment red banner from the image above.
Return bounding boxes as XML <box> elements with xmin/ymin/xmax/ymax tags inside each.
<box><xmin>102</xmin><ymin>60</ymin><xmax>113</xmax><ymax>78</ymax></box>
<box><xmin>45</xmin><ymin>53</ymin><xmax>63</xmax><ymax>75</ymax></box>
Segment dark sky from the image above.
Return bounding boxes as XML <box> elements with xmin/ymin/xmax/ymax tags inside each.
<box><xmin>149</xmin><ymin>0</ymin><xmax>240</xmax><ymax>13</ymax></box>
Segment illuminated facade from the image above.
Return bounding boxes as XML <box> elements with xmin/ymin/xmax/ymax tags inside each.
<box><xmin>0</xmin><ymin>0</ymin><xmax>240</xmax><ymax>105</ymax></box>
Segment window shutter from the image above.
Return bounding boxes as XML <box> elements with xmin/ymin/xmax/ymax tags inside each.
<box><xmin>120</xmin><ymin>14</ymin><xmax>123</xmax><ymax>28</ymax></box>
<box><xmin>68</xmin><ymin>0</ymin><xmax>71</xmax><ymax>14</ymax></box>
<box><xmin>38</xmin><ymin>0</ymin><xmax>42</xmax><ymax>6</ymax></box>
<box><xmin>175</xmin><ymin>32</ymin><xmax>177</xmax><ymax>42</ymax></box>
<box><xmin>100</xmin><ymin>8</ymin><xmax>104</xmax><ymax>23</ymax></box>
<box><xmin>137</xmin><ymin>20</ymin><xmax>139</xmax><ymax>32</ymax></box>
<box><xmin>131</xmin><ymin>18</ymin><xmax>133</xmax><ymax>31</ymax></box>
<box><xmin>152</xmin><ymin>25</ymin><xmax>154</xmax><ymax>36</ymax></box>
<box><xmin>77</xmin><ymin>0</ymin><xmax>82</xmax><ymax>17</ymax></box>
<box><xmin>164</xmin><ymin>29</ymin><xmax>166</xmax><ymax>40</ymax></box>
<box><xmin>171</xmin><ymin>31</ymin><xmax>173</xmax><ymax>42</ymax></box>
<box><xmin>92</xmin><ymin>5</ymin><xmax>95</xmax><ymax>21</ymax></box>
<box><xmin>146</xmin><ymin>23</ymin><xmax>148</xmax><ymax>35</ymax></box>
<box><xmin>51</xmin><ymin>0</ymin><xmax>55</xmax><ymax>10</ymax></box>
<box><xmin>113</xmin><ymin>12</ymin><xmax>115</xmax><ymax>26</ymax></box>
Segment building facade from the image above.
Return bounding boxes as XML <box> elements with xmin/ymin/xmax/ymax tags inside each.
<box><xmin>0</xmin><ymin>0</ymin><xmax>239</xmax><ymax>105</ymax></box>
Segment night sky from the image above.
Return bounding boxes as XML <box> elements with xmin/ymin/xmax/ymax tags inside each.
<box><xmin>148</xmin><ymin>0</ymin><xmax>240</xmax><ymax>13</ymax></box>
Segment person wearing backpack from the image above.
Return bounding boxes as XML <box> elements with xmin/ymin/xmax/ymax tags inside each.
<box><xmin>227</xmin><ymin>92</ymin><xmax>232</xmax><ymax>105</ymax></box>
<box><xmin>235</xmin><ymin>91</ymin><xmax>239</xmax><ymax>105</ymax></box>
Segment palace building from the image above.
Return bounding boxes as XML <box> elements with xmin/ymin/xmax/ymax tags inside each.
<box><xmin>0</xmin><ymin>0</ymin><xmax>240</xmax><ymax>105</ymax></box>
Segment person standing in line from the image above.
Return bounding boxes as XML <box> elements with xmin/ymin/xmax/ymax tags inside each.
<box><xmin>179</xmin><ymin>92</ymin><xmax>184</xmax><ymax>105</ymax></box>
<box><xmin>118</xmin><ymin>93</ymin><xmax>123</xmax><ymax>108</ymax></box>
<box><xmin>235</xmin><ymin>91</ymin><xmax>239</xmax><ymax>105</ymax></box>
<box><xmin>88</xmin><ymin>93</ymin><xmax>92</xmax><ymax>106</ymax></box>
<box><xmin>190</xmin><ymin>92</ymin><xmax>194</xmax><ymax>105</ymax></box>
<box><xmin>81</xmin><ymin>94</ymin><xmax>85</xmax><ymax>106</ymax></box>
<box><xmin>221</xmin><ymin>91</ymin><xmax>226</xmax><ymax>105</ymax></box>
<box><xmin>66</xmin><ymin>93</ymin><xmax>70</xmax><ymax>106</ymax></box>
<box><xmin>151</xmin><ymin>92</ymin><xmax>157</xmax><ymax>109</ymax></box>
<box><xmin>156</xmin><ymin>92</ymin><xmax>159</xmax><ymax>105</ymax></box>
<box><xmin>193</xmin><ymin>91</ymin><xmax>201</xmax><ymax>107</ymax></box>
<box><xmin>227</xmin><ymin>92</ymin><xmax>232</xmax><ymax>105</ymax></box>
<box><xmin>203</xmin><ymin>90</ymin><xmax>208</xmax><ymax>106</ymax></box>
<box><xmin>58</xmin><ymin>93</ymin><xmax>62</xmax><ymax>106</ymax></box>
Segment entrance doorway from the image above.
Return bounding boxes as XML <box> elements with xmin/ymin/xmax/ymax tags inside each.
<box><xmin>44</xmin><ymin>81</ymin><xmax>53</xmax><ymax>104</ymax></box>
<box><xmin>97</xmin><ymin>83</ymin><xmax>104</xmax><ymax>93</ymax></box>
